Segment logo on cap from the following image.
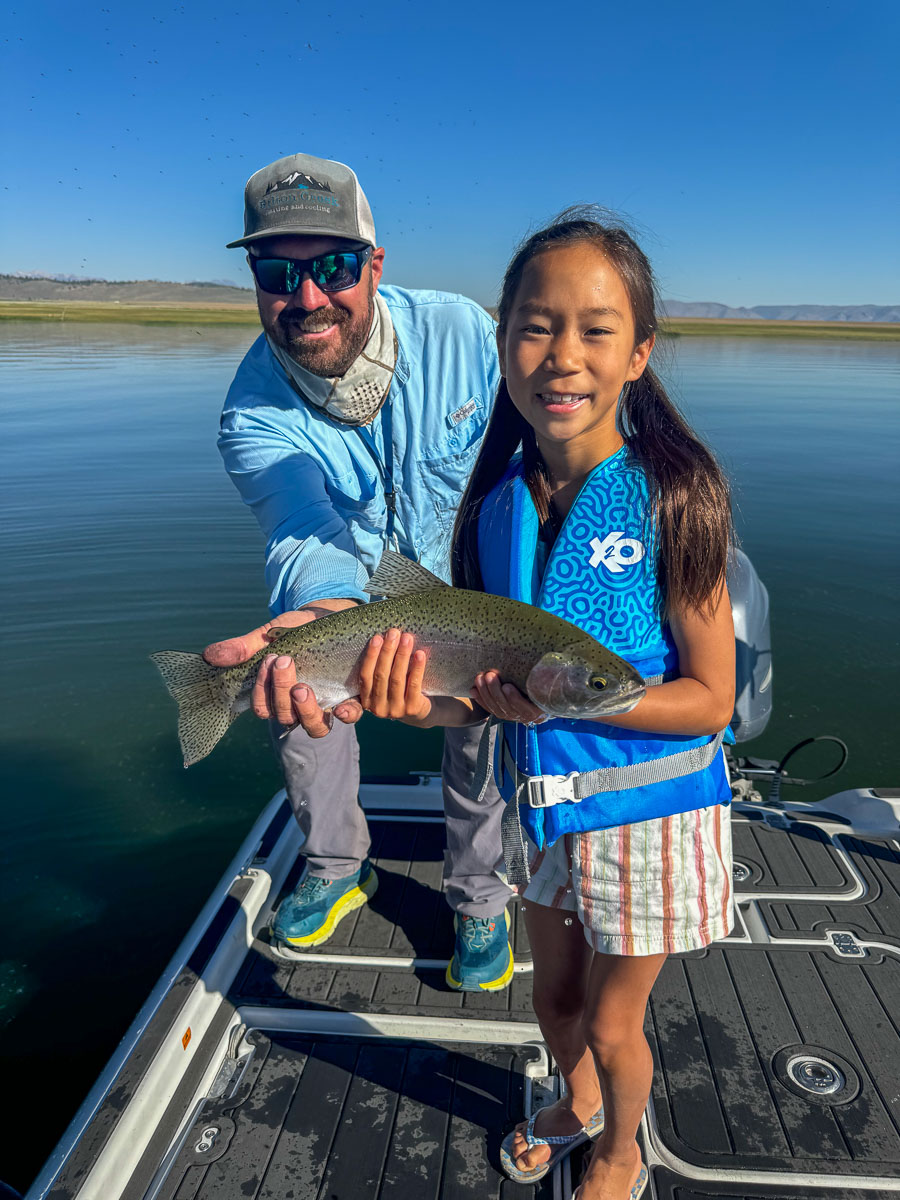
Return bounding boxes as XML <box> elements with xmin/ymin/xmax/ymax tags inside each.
<box><xmin>265</xmin><ymin>171</ymin><xmax>333</xmax><ymax>195</ymax></box>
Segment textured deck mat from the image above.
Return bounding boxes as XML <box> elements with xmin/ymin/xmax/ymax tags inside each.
<box><xmin>756</xmin><ymin>835</ymin><xmax>900</xmax><ymax>948</ymax></box>
<box><xmin>731</xmin><ymin>812</ymin><xmax>857</xmax><ymax>896</ymax></box>
<box><xmin>270</xmin><ymin>817</ymin><xmax>532</xmax><ymax>963</ymax></box>
<box><xmin>649</xmin><ymin>1169</ymin><xmax>897</xmax><ymax>1199</ymax></box>
<box><xmin>155</xmin><ymin>1031</ymin><xmax>550</xmax><ymax>1200</ymax></box>
<box><xmin>646</xmin><ymin>943</ymin><xmax>900</xmax><ymax>1179</ymax></box>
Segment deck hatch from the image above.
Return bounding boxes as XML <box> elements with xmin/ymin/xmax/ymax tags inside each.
<box><xmin>731</xmin><ymin>812</ymin><xmax>859</xmax><ymax>898</ymax></box>
<box><xmin>646</xmin><ymin>944</ymin><xmax>900</xmax><ymax>1178</ymax></box>
<box><xmin>756</xmin><ymin>835</ymin><xmax>900</xmax><ymax>947</ymax></box>
<box><xmin>645</xmin><ymin>1167</ymin><xmax>899</xmax><ymax>1198</ymax></box>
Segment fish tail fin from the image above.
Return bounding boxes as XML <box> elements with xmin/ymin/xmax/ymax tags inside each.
<box><xmin>150</xmin><ymin>651</ymin><xmax>240</xmax><ymax>767</ymax></box>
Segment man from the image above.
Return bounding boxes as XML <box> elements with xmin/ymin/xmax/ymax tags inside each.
<box><xmin>204</xmin><ymin>152</ymin><xmax>513</xmax><ymax>991</ymax></box>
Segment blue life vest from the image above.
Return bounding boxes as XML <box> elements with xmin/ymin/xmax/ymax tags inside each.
<box><xmin>478</xmin><ymin>449</ymin><xmax>731</xmax><ymax>851</ymax></box>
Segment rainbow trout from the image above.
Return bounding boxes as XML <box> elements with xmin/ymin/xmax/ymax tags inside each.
<box><xmin>152</xmin><ymin>550</ymin><xmax>645</xmax><ymax>767</ymax></box>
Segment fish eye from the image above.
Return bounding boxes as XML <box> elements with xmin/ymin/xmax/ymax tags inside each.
<box><xmin>589</xmin><ymin>675</ymin><xmax>608</xmax><ymax>691</ymax></box>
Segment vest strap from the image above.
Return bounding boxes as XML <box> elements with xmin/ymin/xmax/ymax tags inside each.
<box><xmin>467</xmin><ymin>673</ymin><xmax>669</xmax><ymax>809</ymax></box>
<box><xmin>470</xmin><ymin>674</ymin><xmax>720</xmax><ymax>887</ymax></box>
<box><xmin>471</xmin><ymin>714</ymin><xmax>502</xmax><ymax>805</ymax></box>
<box><xmin>503</xmin><ymin>728</ymin><xmax>725</xmax><ymax>810</ymax></box>
<box><xmin>496</xmin><ymin>667</ymin><xmax>722</xmax><ymax>887</ymax></box>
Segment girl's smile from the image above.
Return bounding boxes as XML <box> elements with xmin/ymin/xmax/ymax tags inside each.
<box><xmin>498</xmin><ymin>243</ymin><xmax>654</xmax><ymax>470</ymax></box>
<box><xmin>537</xmin><ymin>392</ymin><xmax>589</xmax><ymax>412</ymax></box>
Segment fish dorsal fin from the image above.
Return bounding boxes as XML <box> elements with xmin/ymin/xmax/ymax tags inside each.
<box><xmin>365</xmin><ymin>550</ymin><xmax>450</xmax><ymax>598</ymax></box>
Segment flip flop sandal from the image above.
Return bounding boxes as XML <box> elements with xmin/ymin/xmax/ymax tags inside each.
<box><xmin>572</xmin><ymin>1161</ymin><xmax>648</xmax><ymax>1199</ymax></box>
<box><xmin>499</xmin><ymin>1105</ymin><xmax>605</xmax><ymax>1183</ymax></box>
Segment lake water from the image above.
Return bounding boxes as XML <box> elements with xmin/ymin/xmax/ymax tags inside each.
<box><xmin>1</xmin><ymin>322</ymin><xmax>898</xmax><ymax>1190</ymax></box>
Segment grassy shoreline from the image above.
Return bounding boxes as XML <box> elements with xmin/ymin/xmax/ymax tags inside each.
<box><xmin>1</xmin><ymin>299</ymin><xmax>899</xmax><ymax>338</ymax></box>
<box><xmin>660</xmin><ymin>317</ymin><xmax>900</xmax><ymax>340</ymax></box>
<box><xmin>0</xmin><ymin>300</ymin><xmax>261</xmax><ymax>326</ymax></box>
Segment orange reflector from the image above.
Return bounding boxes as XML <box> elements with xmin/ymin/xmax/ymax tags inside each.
<box><xmin>182</xmin><ymin>1027</ymin><xmax>192</xmax><ymax>1050</ymax></box>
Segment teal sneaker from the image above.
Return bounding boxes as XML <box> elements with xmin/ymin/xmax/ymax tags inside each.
<box><xmin>446</xmin><ymin>910</ymin><xmax>514</xmax><ymax>991</ymax></box>
<box><xmin>272</xmin><ymin>860</ymin><xmax>378</xmax><ymax>948</ymax></box>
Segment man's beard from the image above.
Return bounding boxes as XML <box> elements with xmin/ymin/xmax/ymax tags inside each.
<box><xmin>263</xmin><ymin>290</ymin><xmax>374</xmax><ymax>378</ymax></box>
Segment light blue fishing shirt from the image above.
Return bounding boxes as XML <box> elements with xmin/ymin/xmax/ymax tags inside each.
<box><xmin>219</xmin><ymin>285</ymin><xmax>499</xmax><ymax>615</ymax></box>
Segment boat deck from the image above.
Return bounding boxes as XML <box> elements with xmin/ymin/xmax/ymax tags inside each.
<box><xmin>31</xmin><ymin>781</ymin><xmax>900</xmax><ymax>1200</ymax></box>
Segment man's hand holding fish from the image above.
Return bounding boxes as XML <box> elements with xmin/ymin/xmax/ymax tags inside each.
<box><xmin>203</xmin><ymin>598</ymin><xmax>358</xmax><ymax>738</ymax></box>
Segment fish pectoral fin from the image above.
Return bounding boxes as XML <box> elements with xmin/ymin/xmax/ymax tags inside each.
<box><xmin>265</xmin><ymin>627</ymin><xmax>290</xmax><ymax>642</ymax></box>
<box><xmin>365</xmin><ymin>549</ymin><xmax>450</xmax><ymax>598</ymax></box>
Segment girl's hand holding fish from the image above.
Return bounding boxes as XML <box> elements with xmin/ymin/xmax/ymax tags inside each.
<box><xmin>356</xmin><ymin>628</ymin><xmax>433</xmax><ymax>724</ymax></box>
<box><xmin>356</xmin><ymin>629</ymin><xmax>550</xmax><ymax>728</ymax></box>
<box><xmin>355</xmin><ymin>627</ymin><xmax>486</xmax><ymax>729</ymax></box>
<box><xmin>470</xmin><ymin>672</ymin><xmax>547</xmax><ymax>725</ymax></box>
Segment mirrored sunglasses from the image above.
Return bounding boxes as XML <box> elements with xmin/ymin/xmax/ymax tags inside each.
<box><xmin>248</xmin><ymin>248</ymin><xmax>372</xmax><ymax>295</ymax></box>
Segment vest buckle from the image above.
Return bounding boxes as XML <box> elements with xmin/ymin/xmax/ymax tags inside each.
<box><xmin>526</xmin><ymin>772</ymin><xmax>581</xmax><ymax>808</ymax></box>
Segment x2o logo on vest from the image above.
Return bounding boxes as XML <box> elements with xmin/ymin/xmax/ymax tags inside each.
<box><xmin>589</xmin><ymin>531</ymin><xmax>645</xmax><ymax>574</ymax></box>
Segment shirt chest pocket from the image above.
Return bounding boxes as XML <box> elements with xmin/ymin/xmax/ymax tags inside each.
<box><xmin>326</xmin><ymin>469</ymin><xmax>384</xmax><ymax>531</ymax></box>
<box><xmin>415</xmin><ymin>397</ymin><xmax>487</xmax><ymax>528</ymax></box>
<box><xmin>416</xmin><ymin>441</ymin><xmax>482</xmax><ymax>530</ymax></box>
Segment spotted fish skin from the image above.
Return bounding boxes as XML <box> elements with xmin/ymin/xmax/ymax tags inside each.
<box><xmin>151</xmin><ymin>552</ymin><xmax>644</xmax><ymax>766</ymax></box>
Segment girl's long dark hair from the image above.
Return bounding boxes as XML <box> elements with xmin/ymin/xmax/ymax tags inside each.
<box><xmin>451</xmin><ymin>207</ymin><xmax>733</xmax><ymax>618</ymax></box>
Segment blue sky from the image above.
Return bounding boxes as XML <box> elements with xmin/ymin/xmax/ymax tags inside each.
<box><xmin>2</xmin><ymin>0</ymin><xmax>898</xmax><ymax>307</ymax></box>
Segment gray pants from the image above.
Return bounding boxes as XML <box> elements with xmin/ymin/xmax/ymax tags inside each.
<box><xmin>277</xmin><ymin>719</ymin><xmax>512</xmax><ymax>918</ymax></box>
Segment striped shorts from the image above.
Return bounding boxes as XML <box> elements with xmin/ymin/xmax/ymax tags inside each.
<box><xmin>522</xmin><ymin>803</ymin><xmax>733</xmax><ymax>956</ymax></box>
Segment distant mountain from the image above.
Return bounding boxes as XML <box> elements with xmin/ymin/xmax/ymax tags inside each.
<box><xmin>661</xmin><ymin>300</ymin><xmax>900</xmax><ymax>323</ymax></box>
<box><xmin>0</xmin><ymin>274</ymin><xmax>254</xmax><ymax>304</ymax></box>
<box><xmin>1</xmin><ymin>275</ymin><xmax>897</xmax><ymax>321</ymax></box>
<box><xmin>7</xmin><ymin>270</ymin><xmax>109</xmax><ymax>283</ymax></box>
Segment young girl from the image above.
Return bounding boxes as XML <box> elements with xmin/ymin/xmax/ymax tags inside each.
<box><xmin>348</xmin><ymin>209</ymin><xmax>735</xmax><ymax>1200</ymax></box>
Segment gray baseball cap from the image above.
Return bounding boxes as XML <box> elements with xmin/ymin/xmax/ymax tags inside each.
<box><xmin>226</xmin><ymin>152</ymin><xmax>377</xmax><ymax>250</ymax></box>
